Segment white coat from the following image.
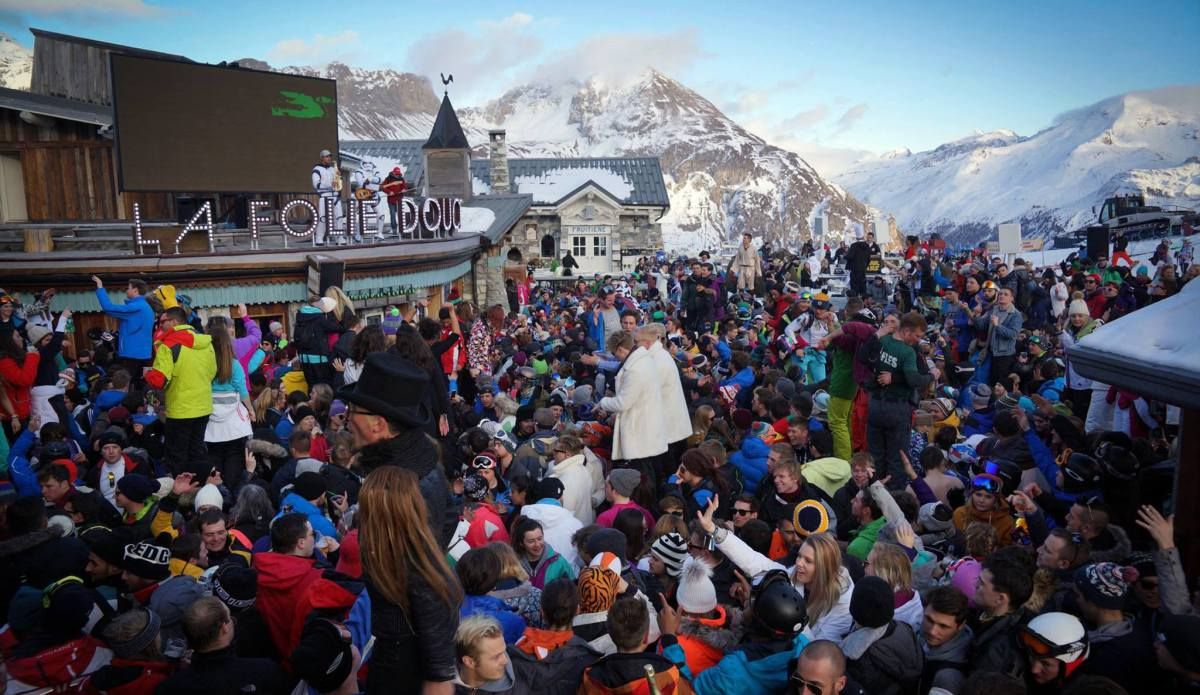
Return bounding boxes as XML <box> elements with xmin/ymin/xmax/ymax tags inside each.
<box><xmin>599</xmin><ymin>346</ymin><xmax>667</xmax><ymax>461</ymax></box>
<box><xmin>647</xmin><ymin>341</ymin><xmax>693</xmax><ymax>445</ymax></box>
<box><xmin>549</xmin><ymin>453</ymin><xmax>596</xmax><ymax>525</ymax></box>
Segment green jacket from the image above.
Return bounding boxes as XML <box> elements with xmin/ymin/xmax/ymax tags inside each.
<box><xmin>146</xmin><ymin>325</ymin><xmax>216</xmax><ymax>419</ymax></box>
<box><xmin>847</xmin><ymin>515</ymin><xmax>887</xmax><ymax>561</ymax></box>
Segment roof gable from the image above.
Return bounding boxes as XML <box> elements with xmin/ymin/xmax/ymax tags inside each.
<box><xmin>469</xmin><ymin>157</ymin><xmax>669</xmax><ymax>207</ymax></box>
<box><xmin>553</xmin><ymin>181</ymin><xmax>625</xmax><ymax>209</ymax></box>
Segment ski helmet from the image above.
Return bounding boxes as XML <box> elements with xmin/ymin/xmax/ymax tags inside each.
<box><xmin>751</xmin><ymin>570</ymin><xmax>808</xmax><ymax>637</ymax></box>
<box><xmin>948</xmin><ymin>443</ymin><xmax>978</xmax><ymax>468</ymax></box>
<box><xmin>1019</xmin><ymin>612</ymin><xmax>1089</xmax><ymax>679</ymax></box>
<box><xmin>1061</xmin><ymin>453</ymin><xmax>1101</xmax><ymax>493</ymax></box>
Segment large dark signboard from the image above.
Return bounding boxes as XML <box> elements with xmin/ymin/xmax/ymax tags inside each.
<box><xmin>111</xmin><ymin>53</ymin><xmax>338</xmax><ymax>193</ymax></box>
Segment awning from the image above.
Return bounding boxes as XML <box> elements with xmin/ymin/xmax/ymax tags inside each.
<box><xmin>53</xmin><ymin>281</ymin><xmax>309</xmax><ymax>313</ymax></box>
<box><xmin>1070</xmin><ymin>279</ymin><xmax>1200</xmax><ymax>409</ymax></box>
<box><xmin>343</xmin><ymin>260</ymin><xmax>472</xmax><ymax>299</ymax></box>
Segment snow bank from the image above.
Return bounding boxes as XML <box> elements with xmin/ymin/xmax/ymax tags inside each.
<box><xmin>459</xmin><ymin>207</ymin><xmax>496</xmax><ymax>234</ymax></box>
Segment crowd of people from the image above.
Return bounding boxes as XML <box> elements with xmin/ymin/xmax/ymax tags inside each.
<box><xmin>0</xmin><ymin>226</ymin><xmax>1195</xmax><ymax>695</ymax></box>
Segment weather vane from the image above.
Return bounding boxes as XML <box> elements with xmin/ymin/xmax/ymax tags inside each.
<box><xmin>440</xmin><ymin>73</ymin><xmax>454</xmax><ymax>95</ymax></box>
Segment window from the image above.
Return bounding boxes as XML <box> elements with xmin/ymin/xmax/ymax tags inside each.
<box><xmin>593</xmin><ymin>235</ymin><xmax>607</xmax><ymax>257</ymax></box>
<box><xmin>573</xmin><ymin>236</ymin><xmax>587</xmax><ymax>257</ymax></box>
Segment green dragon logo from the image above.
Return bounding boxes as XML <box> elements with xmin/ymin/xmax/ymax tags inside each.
<box><xmin>270</xmin><ymin>91</ymin><xmax>335</xmax><ymax>119</ymax></box>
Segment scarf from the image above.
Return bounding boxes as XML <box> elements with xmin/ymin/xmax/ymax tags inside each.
<box><xmin>842</xmin><ymin>625</ymin><xmax>890</xmax><ymax>660</ymax></box>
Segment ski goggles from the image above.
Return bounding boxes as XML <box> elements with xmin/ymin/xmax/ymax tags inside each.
<box><xmin>798</xmin><ymin>291</ymin><xmax>814</xmax><ymax>301</ymax></box>
<box><xmin>970</xmin><ymin>474</ymin><xmax>1001</xmax><ymax>494</ymax></box>
<box><xmin>471</xmin><ymin>454</ymin><xmax>497</xmax><ymax>470</ymax></box>
<box><xmin>1018</xmin><ymin>625</ymin><xmax>1086</xmax><ymax>660</ymax></box>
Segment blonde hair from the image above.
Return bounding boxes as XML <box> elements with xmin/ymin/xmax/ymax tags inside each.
<box><xmin>324</xmin><ymin>286</ymin><xmax>355</xmax><ymax>321</ymax></box>
<box><xmin>253</xmin><ymin>387</ymin><xmax>276</xmax><ymax>423</ymax></box>
<box><xmin>868</xmin><ymin>543</ymin><xmax>912</xmax><ymax>592</ymax></box>
<box><xmin>358</xmin><ymin>467</ymin><xmax>461</xmax><ymax>613</ymax></box>
<box><xmin>488</xmin><ymin>542</ymin><xmax>529</xmax><ymax>582</ymax></box>
<box><xmin>799</xmin><ymin>532</ymin><xmax>844</xmax><ymax>623</ymax></box>
<box><xmin>455</xmin><ymin>615</ymin><xmax>504</xmax><ymax>662</ymax></box>
<box><xmin>692</xmin><ymin>405</ymin><xmax>716</xmax><ymax>437</ymax></box>
<box><xmin>650</xmin><ymin>512</ymin><xmax>688</xmax><ymax>545</ymax></box>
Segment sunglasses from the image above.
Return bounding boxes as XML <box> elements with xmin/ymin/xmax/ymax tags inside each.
<box><xmin>1138</xmin><ymin>579</ymin><xmax>1160</xmax><ymax>590</ymax></box>
<box><xmin>789</xmin><ymin>674</ymin><xmax>824</xmax><ymax>695</ymax></box>
<box><xmin>733</xmin><ymin>508</ymin><xmax>753</xmax><ymax>516</ymax></box>
<box><xmin>667</xmin><ymin>510</ymin><xmax>684</xmax><ymax>517</ymax></box>
<box><xmin>971</xmin><ymin>475</ymin><xmax>1000</xmax><ymax>494</ymax></box>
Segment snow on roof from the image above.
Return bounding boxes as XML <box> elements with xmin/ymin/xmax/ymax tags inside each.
<box><xmin>512</xmin><ymin>167</ymin><xmax>634</xmax><ymax>205</ymax></box>
<box><xmin>1071</xmin><ymin>278</ymin><xmax>1200</xmax><ymax>409</ymax></box>
<box><xmin>459</xmin><ymin>206</ymin><xmax>496</xmax><ymax>235</ymax></box>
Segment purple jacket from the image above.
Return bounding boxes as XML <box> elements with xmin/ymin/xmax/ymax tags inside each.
<box><xmin>233</xmin><ymin>315</ymin><xmax>262</xmax><ymax>360</ymax></box>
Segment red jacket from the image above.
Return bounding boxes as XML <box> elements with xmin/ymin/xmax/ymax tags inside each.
<box><xmin>381</xmin><ymin>174</ymin><xmax>407</xmax><ymax>204</ymax></box>
<box><xmin>0</xmin><ymin>351</ymin><xmax>40</xmax><ymax>419</ymax></box>
<box><xmin>438</xmin><ymin>327</ymin><xmax>467</xmax><ymax>377</ymax></box>
<box><xmin>5</xmin><ymin>634</ymin><xmax>112</xmax><ymax>693</ymax></box>
<box><xmin>253</xmin><ymin>552</ymin><xmax>323</xmax><ymax>660</ymax></box>
<box><xmin>82</xmin><ymin>658</ymin><xmax>173</xmax><ymax>695</ymax></box>
<box><xmin>1085</xmin><ymin>290</ymin><xmax>1107</xmax><ymax>320</ymax></box>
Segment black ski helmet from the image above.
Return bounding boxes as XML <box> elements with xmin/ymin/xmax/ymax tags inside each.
<box><xmin>751</xmin><ymin>570</ymin><xmax>808</xmax><ymax>637</ymax></box>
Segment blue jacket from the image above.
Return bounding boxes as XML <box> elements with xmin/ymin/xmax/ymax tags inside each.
<box><xmin>664</xmin><ymin>634</ymin><xmax>809</xmax><ymax>695</ymax></box>
<box><xmin>275</xmin><ymin>491</ymin><xmax>338</xmax><ymax>540</ymax></box>
<box><xmin>961</xmin><ymin>406</ymin><xmax>995</xmax><ymax>438</ymax></box>
<box><xmin>461</xmin><ymin>594</ymin><xmax>526</xmax><ymax>644</ymax></box>
<box><xmin>95</xmin><ymin>290</ymin><xmax>155</xmax><ymax>360</ymax></box>
<box><xmin>5</xmin><ymin>429</ymin><xmax>39</xmax><ymax>498</ymax></box>
<box><xmin>730</xmin><ymin>437</ymin><xmax>771</xmax><ymax>495</ymax></box>
<box><xmin>583</xmin><ymin>311</ymin><xmax>606</xmax><ymax>347</ymax></box>
<box><xmin>1038</xmin><ymin>377</ymin><xmax>1065</xmax><ymax>402</ymax></box>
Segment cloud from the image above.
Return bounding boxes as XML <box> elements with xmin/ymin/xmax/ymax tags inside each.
<box><xmin>268</xmin><ymin>30</ymin><xmax>362</xmax><ymax>65</ymax></box>
<box><xmin>0</xmin><ymin>0</ymin><xmax>162</xmax><ymax>14</ymax></box>
<box><xmin>404</xmin><ymin>13</ymin><xmax>547</xmax><ymax>101</ymax></box>
<box><xmin>834</xmin><ymin>103</ymin><xmax>869</xmax><ymax>132</ymax></box>
<box><xmin>529</xmin><ymin>28</ymin><xmax>707</xmax><ymax>88</ymax></box>
<box><xmin>780</xmin><ymin>104</ymin><xmax>830</xmax><ymax>131</ymax></box>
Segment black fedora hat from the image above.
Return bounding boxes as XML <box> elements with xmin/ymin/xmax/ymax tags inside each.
<box><xmin>337</xmin><ymin>352</ymin><xmax>430</xmax><ymax>429</ymax></box>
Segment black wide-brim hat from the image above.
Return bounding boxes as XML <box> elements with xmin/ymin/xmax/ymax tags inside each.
<box><xmin>337</xmin><ymin>352</ymin><xmax>431</xmax><ymax>429</ymax></box>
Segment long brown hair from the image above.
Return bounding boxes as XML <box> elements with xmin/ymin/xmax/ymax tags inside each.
<box><xmin>207</xmin><ymin>316</ymin><xmax>235</xmax><ymax>383</ymax></box>
<box><xmin>800</xmin><ymin>532</ymin><xmax>845</xmax><ymax>623</ymax></box>
<box><xmin>358</xmin><ymin>467</ymin><xmax>461</xmax><ymax>613</ymax></box>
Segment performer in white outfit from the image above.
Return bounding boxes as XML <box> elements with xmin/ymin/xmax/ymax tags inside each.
<box><xmin>311</xmin><ymin>149</ymin><xmax>343</xmax><ymax>246</ymax></box>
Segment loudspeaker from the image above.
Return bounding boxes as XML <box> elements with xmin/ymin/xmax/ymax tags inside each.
<box><xmin>1086</xmin><ymin>226</ymin><xmax>1110</xmax><ymax>260</ymax></box>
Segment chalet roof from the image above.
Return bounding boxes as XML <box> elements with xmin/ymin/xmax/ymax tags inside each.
<box><xmin>30</xmin><ymin>27</ymin><xmax>193</xmax><ymax>63</ymax></box>
<box><xmin>422</xmin><ymin>93</ymin><xmax>470</xmax><ymax>150</ymax></box>
<box><xmin>470</xmin><ymin>157</ymin><xmax>670</xmax><ymax>207</ymax></box>
<box><xmin>0</xmin><ymin>87</ymin><xmax>112</xmax><ymax>126</ymax></box>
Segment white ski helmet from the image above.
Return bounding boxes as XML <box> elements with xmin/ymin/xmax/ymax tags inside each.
<box><xmin>1020</xmin><ymin>612</ymin><xmax>1089</xmax><ymax>677</ymax></box>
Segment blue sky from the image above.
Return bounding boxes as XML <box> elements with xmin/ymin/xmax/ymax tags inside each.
<box><xmin>5</xmin><ymin>0</ymin><xmax>1198</xmax><ymax>170</ymax></box>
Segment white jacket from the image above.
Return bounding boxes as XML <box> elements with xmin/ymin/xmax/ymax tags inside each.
<box><xmin>648</xmin><ymin>341</ymin><xmax>693</xmax><ymax>445</ymax></box>
<box><xmin>894</xmin><ymin>591</ymin><xmax>924</xmax><ymax>634</ymax></box>
<box><xmin>519</xmin><ymin>502</ymin><xmax>583</xmax><ymax>568</ymax></box>
<box><xmin>599</xmin><ymin>346</ymin><xmax>667</xmax><ymax>461</ymax></box>
<box><xmin>550</xmin><ymin>453</ymin><xmax>596</xmax><ymax>525</ymax></box>
<box><xmin>714</xmin><ymin>526</ymin><xmax>855</xmax><ymax>645</ymax></box>
<box><xmin>583</xmin><ymin>446</ymin><xmax>607</xmax><ymax>510</ymax></box>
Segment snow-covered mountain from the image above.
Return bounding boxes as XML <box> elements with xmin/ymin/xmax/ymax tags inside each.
<box><xmin>243</xmin><ymin>60</ymin><xmax>869</xmax><ymax>250</ymax></box>
<box><xmin>834</xmin><ymin>86</ymin><xmax>1200</xmax><ymax>247</ymax></box>
<box><xmin>0</xmin><ymin>33</ymin><xmax>32</xmax><ymax>90</ymax></box>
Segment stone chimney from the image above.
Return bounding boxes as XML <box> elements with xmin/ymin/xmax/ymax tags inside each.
<box><xmin>488</xmin><ymin>129</ymin><xmax>510</xmax><ymax>194</ymax></box>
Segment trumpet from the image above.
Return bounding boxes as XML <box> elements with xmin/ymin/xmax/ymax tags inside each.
<box><xmin>332</xmin><ymin>163</ymin><xmax>344</xmax><ymax>193</ymax></box>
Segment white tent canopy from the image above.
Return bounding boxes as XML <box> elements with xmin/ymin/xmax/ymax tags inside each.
<box><xmin>1071</xmin><ymin>278</ymin><xmax>1200</xmax><ymax>410</ymax></box>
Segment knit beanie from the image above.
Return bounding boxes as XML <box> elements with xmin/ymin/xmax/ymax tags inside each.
<box><xmin>577</xmin><ymin>566</ymin><xmax>620</xmax><ymax>613</ymax></box>
<box><xmin>590</xmin><ymin>551</ymin><xmax>623</xmax><ymax>579</ymax></box>
<box><xmin>80</xmin><ymin>526</ymin><xmax>126</xmax><ymax>567</ymax></box>
<box><xmin>1125</xmin><ymin>552</ymin><xmax>1156</xmax><ymax>580</ymax></box>
<box><xmin>649</xmin><ymin>533</ymin><xmax>688</xmax><ymax>578</ymax></box>
<box><xmin>793</xmin><ymin>500</ymin><xmax>831</xmax><ymax>537</ymax></box>
<box><xmin>293</xmin><ymin>471</ymin><xmax>327</xmax><ymax>501</ymax></box>
<box><xmin>996</xmin><ymin>393</ymin><xmax>1020</xmax><ymax>412</ymax></box>
<box><xmin>774</xmin><ymin>378</ymin><xmax>796</xmax><ymax>401</ymax></box>
<box><xmin>211</xmin><ymin>564</ymin><xmax>258</xmax><ymax>611</ymax></box>
<box><xmin>969</xmin><ymin>383</ymin><xmax>992</xmax><ymax>410</ymax></box>
<box><xmin>731</xmin><ymin>408</ymin><xmax>754</xmax><ymax>431</ymax></box>
<box><xmin>1068</xmin><ymin>299</ymin><xmax>1090</xmax><ymax>317</ymax></box>
<box><xmin>291</xmin><ymin>619</ymin><xmax>355</xmax><ymax>693</ymax></box>
<box><xmin>123</xmin><ymin>541</ymin><xmax>171</xmax><ymax>582</ymax></box>
<box><xmin>850</xmin><ymin>576</ymin><xmax>895</xmax><ymax>629</ymax></box>
<box><xmin>116</xmin><ymin>474</ymin><xmax>158</xmax><ymax>504</ymax></box>
<box><xmin>463</xmin><ymin>473</ymin><xmax>489</xmax><ymax>502</ymax></box>
<box><xmin>676</xmin><ymin>556</ymin><xmax>718</xmax><ymax>614</ymax></box>
<box><xmin>194</xmin><ymin>484</ymin><xmax>223</xmax><ymax>511</ymax></box>
<box><xmin>607</xmin><ymin>469</ymin><xmax>641</xmax><ymax>498</ymax></box>
<box><xmin>585</xmin><ymin>528</ymin><xmax>628</xmax><ymax>562</ymax></box>
<box><xmin>1074</xmin><ymin>562</ymin><xmax>1137</xmax><ymax>610</ymax></box>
